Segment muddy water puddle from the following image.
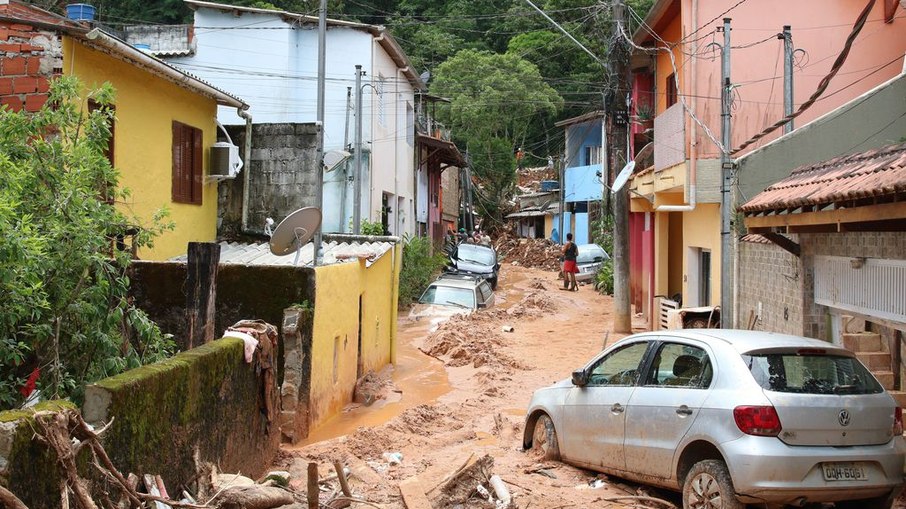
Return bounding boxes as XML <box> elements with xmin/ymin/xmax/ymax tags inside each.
<box><xmin>293</xmin><ymin>318</ymin><xmax>451</xmax><ymax>447</ymax></box>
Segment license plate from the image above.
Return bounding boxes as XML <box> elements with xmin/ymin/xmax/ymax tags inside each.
<box><xmin>822</xmin><ymin>462</ymin><xmax>868</xmax><ymax>482</ymax></box>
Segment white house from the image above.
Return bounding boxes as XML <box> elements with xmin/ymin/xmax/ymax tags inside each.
<box><xmin>162</xmin><ymin>0</ymin><xmax>424</xmax><ymax>235</ymax></box>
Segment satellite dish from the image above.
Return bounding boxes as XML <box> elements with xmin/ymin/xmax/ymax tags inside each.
<box><xmin>269</xmin><ymin>207</ymin><xmax>322</xmax><ymax>265</ymax></box>
<box><xmin>611</xmin><ymin>161</ymin><xmax>636</xmax><ymax>194</ymax></box>
<box><xmin>420</xmin><ymin>70</ymin><xmax>431</xmax><ymax>83</ymax></box>
<box><xmin>324</xmin><ymin>150</ymin><xmax>351</xmax><ymax>173</ymax></box>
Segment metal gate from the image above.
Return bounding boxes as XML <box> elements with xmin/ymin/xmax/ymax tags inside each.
<box><xmin>815</xmin><ymin>255</ymin><xmax>906</xmax><ymax>323</ymax></box>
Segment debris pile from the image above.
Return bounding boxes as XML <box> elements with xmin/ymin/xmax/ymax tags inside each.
<box><xmin>431</xmin><ymin>454</ymin><xmax>514</xmax><ymax>509</ymax></box>
<box><xmin>493</xmin><ymin>234</ymin><xmax>561</xmax><ymax>271</ymax></box>
<box><xmin>419</xmin><ymin>314</ymin><xmax>526</xmax><ymax>371</ymax></box>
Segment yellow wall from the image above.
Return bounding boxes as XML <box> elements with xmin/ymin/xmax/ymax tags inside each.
<box><xmin>544</xmin><ymin>216</ymin><xmax>554</xmax><ymax>239</ymax></box>
<box><xmin>681</xmin><ymin>204</ymin><xmax>721</xmax><ymax>306</ymax></box>
<box><xmin>309</xmin><ymin>248</ymin><xmax>399</xmax><ymax>428</ymax></box>
<box><xmin>64</xmin><ymin>38</ymin><xmax>220</xmax><ymax>260</ymax></box>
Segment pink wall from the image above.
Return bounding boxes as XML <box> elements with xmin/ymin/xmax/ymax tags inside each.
<box><xmin>645</xmin><ymin>0</ymin><xmax>906</xmax><ymax>158</ymax></box>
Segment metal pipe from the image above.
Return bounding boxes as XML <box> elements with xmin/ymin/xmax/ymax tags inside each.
<box><xmin>354</xmin><ymin>65</ymin><xmax>364</xmax><ymax>235</ymax></box>
<box><xmin>341</xmin><ymin>86</ymin><xmax>352</xmax><ymax>231</ymax></box>
<box><xmin>238</xmin><ymin>108</ymin><xmax>253</xmax><ymax>232</ymax></box>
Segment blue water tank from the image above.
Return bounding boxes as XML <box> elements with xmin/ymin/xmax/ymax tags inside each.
<box><xmin>66</xmin><ymin>4</ymin><xmax>96</xmax><ymax>22</ymax></box>
<box><xmin>540</xmin><ymin>180</ymin><xmax>559</xmax><ymax>192</ymax></box>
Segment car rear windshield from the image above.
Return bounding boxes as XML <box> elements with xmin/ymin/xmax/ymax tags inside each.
<box><xmin>419</xmin><ymin>286</ymin><xmax>475</xmax><ymax>309</ymax></box>
<box><xmin>456</xmin><ymin>245</ymin><xmax>496</xmax><ymax>266</ymax></box>
<box><xmin>742</xmin><ymin>352</ymin><xmax>883</xmax><ymax>395</ymax></box>
<box><xmin>577</xmin><ymin>246</ymin><xmax>607</xmax><ymax>264</ymax></box>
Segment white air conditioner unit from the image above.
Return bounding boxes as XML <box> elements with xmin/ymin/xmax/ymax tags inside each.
<box><xmin>211</xmin><ymin>141</ymin><xmax>242</xmax><ymax>178</ymax></box>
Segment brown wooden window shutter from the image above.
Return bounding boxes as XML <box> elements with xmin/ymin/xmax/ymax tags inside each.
<box><xmin>172</xmin><ymin>121</ymin><xmax>203</xmax><ymax>205</ymax></box>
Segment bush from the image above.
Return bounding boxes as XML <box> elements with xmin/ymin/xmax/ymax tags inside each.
<box><xmin>398</xmin><ymin>235</ymin><xmax>446</xmax><ymax>308</ymax></box>
<box><xmin>594</xmin><ymin>259</ymin><xmax>615</xmax><ymax>295</ymax></box>
<box><xmin>0</xmin><ymin>77</ymin><xmax>174</xmax><ymax>408</ymax></box>
<box><xmin>349</xmin><ymin>219</ymin><xmax>386</xmax><ymax>236</ymax></box>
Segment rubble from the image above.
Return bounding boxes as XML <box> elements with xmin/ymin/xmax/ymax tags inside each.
<box><xmin>493</xmin><ymin>234</ymin><xmax>562</xmax><ymax>272</ymax></box>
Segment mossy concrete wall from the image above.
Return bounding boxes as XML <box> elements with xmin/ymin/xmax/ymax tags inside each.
<box><xmin>0</xmin><ymin>401</ymin><xmax>77</xmax><ymax>509</ymax></box>
<box><xmin>82</xmin><ymin>338</ymin><xmax>279</xmax><ymax>491</ymax></box>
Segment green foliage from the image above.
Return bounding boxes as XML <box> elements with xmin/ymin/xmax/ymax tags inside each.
<box><xmin>0</xmin><ymin>77</ymin><xmax>174</xmax><ymax>409</ymax></box>
<box><xmin>398</xmin><ymin>235</ymin><xmax>446</xmax><ymax>308</ymax></box>
<box><xmin>590</xmin><ymin>207</ymin><xmax>614</xmax><ymax>256</ymax></box>
<box><xmin>432</xmin><ymin>49</ymin><xmax>563</xmax><ymax>226</ymax></box>
<box><xmin>349</xmin><ymin>219</ymin><xmax>386</xmax><ymax>236</ymax></box>
<box><xmin>595</xmin><ymin>259</ymin><xmax>615</xmax><ymax>295</ymax></box>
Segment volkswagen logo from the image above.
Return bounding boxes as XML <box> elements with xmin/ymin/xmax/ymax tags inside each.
<box><xmin>838</xmin><ymin>409</ymin><xmax>851</xmax><ymax>427</ymax></box>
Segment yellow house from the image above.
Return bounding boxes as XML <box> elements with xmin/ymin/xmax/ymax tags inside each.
<box><xmin>62</xmin><ymin>29</ymin><xmax>248</xmax><ymax>260</ymax></box>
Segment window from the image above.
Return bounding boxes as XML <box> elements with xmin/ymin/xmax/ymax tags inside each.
<box><xmin>587</xmin><ymin>341</ymin><xmax>649</xmax><ymax>386</ymax></box>
<box><xmin>584</xmin><ymin>145</ymin><xmax>602</xmax><ymax>166</ymax></box>
<box><xmin>666</xmin><ymin>73</ymin><xmax>677</xmax><ymax>108</ymax></box>
<box><xmin>172</xmin><ymin>121</ymin><xmax>203</xmax><ymax>205</ymax></box>
<box><xmin>406</xmin><ymin>101</ymin><xmax>414</xmax><ymax>146</ymax></box>
<box><xmin>742</xmin><ymin>353</ymin><xmax>882</xmax><ymax>395</ymax></box>
<box><xmin>645</xmin><ymin>343</ymin><xmax>712</xmax><ymax>388</ymax></box>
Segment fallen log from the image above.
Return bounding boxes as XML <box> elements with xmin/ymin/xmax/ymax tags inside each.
<box><xmin>215</xmin><ymin>486</ymin><xmax>294</xmax><ymax>509</ymax></box>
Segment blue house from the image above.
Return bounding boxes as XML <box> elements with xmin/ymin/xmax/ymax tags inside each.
<box><xmin>555</xmin><ymin>111</ymin><xmax>605</xmax><ymax>245</ymax></box>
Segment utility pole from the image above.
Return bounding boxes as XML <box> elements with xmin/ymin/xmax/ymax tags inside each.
<box><xmin>558</xmin><ymin>155</ymin><xmax>565</xmax><ymax>243</ymax></box>
<box><xmin>464</xmin><ymin>153</ymin><xmax>475</xmax><ymax>232</ymax></box>
<box><xmin>611</xmin><ymin>0</ymin><xmax>631</xmax><ymax>334</ymax></box>
<box><xmin>353</xmin><ymin>65</ymin><xmax>364</xmax><ymax>235</ymax></box>
<box><xmin>781</xmin><ymin>25</ymin><xmax>794</xmax><ymax>134</ymax></box>
<box><xmin>313</xmin><ymin>0</ymin><xmax>326</xmax><ymax>265</ymax></box>
<box><xmin>719</xmin><ymin>18</ymin><xmax>734</xmax><ymax>327</ymax></box>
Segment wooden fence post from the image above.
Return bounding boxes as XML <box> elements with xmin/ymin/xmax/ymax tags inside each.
<box><xmin>186</xmin><ymin>242</ymin><xmax>220</xmax><ymax>349</ymax></box>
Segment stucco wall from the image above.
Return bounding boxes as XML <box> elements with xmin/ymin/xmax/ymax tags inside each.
<box><xmin>737</xmin><ymin>73</ymin><xmax>906</xmax><ymax>201</ymax></box>
<box><xmin>64</xmin><ymin>38</ymin><xmax>220</xmax><ymax>261</ymax></box>
<box><xmin>128</xmin><ymin>261</ymin><xmax>317</xmax><ymax>353</ymax></box>
<box><xmin>309</xmin><ymin>247</ymin><xmax>399</xmax><ymax>428</ymax></box>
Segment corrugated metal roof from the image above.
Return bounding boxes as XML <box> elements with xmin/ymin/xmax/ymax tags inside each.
<box><xmin>170</xmin><ymin>240</ymin><xmax>394</xmax><ymax>267</ymax></box>
<box><xmin>741</xmin><ymin>142</ymin><xmax>906</xmax><ymax>214</ymax></box>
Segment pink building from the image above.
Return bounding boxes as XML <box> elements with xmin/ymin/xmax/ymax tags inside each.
<box><xmin>626</xmin><ymin>0</ymin><xmax>906</xmax><ymax>327</ymax></box>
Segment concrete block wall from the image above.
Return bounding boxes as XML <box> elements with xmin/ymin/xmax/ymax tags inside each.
<box><xmin>218</xmin><ymin>123</ymin><xmax>321</xmax><ymax>237</ymax></box>
<box><xmin>0</xmin><ymin>22</ymin><xmax>61</xmax><ymax>112</ymax></box>
<box><xmin>737</xmin><ymin>237</ymin><xmax>804</xmax><ymax>336</ymax></box>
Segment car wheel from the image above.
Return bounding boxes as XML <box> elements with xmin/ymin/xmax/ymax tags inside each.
<box><xmin>530</xmin><ymin>413</ymin><xmax>560</xmax><ymax>461</ymax></box>
<box><xmin>682</xmin><ymin>460</ymin><xmax>743</xmax><ymax>509</ymax></box>
<box><xmin>491</xmin><ymin>278</ymin><xmax>498</xmax><ymax>290</ymax></box>
<box><xmin>835</xmin><ymin>494</ymin><xmax>895</xmax><ymax>509</ymax></box>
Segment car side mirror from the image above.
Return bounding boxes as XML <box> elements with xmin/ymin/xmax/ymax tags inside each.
<box><xmin>571</xmin><ymin>369</ymin><xmax>588</xmax><ymax>387</ymax></box>
<box><xmin>495</xmin><ymin>263</ymin><xmax>500</xmax><ymax>270</ymax></box>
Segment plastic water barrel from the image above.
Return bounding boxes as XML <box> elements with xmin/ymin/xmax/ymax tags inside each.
<box><xmin>66</xmin><ymin>4</ymin><xmax>96</xmax><ymax>22</ymax></box>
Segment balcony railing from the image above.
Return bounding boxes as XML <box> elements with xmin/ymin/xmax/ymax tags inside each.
<box><xmin>653</xmin><ymin>102</ymin><xmax>685</xmax><ymax>171</ymax></box>
<box><xmin>416</xmin><ymin>114</ymin><xmax>452</xmax><ymax>142</ymax></box>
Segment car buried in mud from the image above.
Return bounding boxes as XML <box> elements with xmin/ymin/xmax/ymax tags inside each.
<box><xmin>523</xmin><ymin>329</ymin><xmax>905</xmax><ymax>509</ymax></box>
<box><xmin>408</xmin><ymin>274</ymin><xmax>495</xmax><ymax>322</ymax></box>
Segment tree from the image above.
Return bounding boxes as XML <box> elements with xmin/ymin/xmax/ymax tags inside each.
<box><xmin>0</xmin><ymin>77</ymin><xmax>174</xmax><ymax>409</ymax></box>
<box><xmin>431</xmin><ymin>49</ymin><xmax>563</xmax><ymax>227</ymax></box>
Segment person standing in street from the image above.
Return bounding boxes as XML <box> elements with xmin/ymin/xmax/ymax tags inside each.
<box><xmin>560</xmin><ymin>233</ymin><xmax>579</xmax><ymax>291</ymax></box>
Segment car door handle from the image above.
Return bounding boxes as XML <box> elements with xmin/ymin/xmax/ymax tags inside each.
<box><xmin>676</xmin><ymin>405</ymin><xmax>693</xmax><ymax>416</ymax></box>
<box><xmin>610</xmin><ymin>403</ymin><xmax>624</xmax><ymax>414</ymax></box>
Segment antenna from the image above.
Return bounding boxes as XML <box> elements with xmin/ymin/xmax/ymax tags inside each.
<box><xmin>611</xmin><ymin>161</ymin><xmax>635</xmax><ymax>194</ymax></box>
<box><xmin>268</xmin><ymin>207</ymin><xmax>322</xmax><ymax>266</ymax></box>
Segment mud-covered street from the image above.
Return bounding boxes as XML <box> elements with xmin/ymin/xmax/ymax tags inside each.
<box><xmin>274</xmin><ymin>264</ymin><xmax>660</xmax><ymax>508</ymax></box>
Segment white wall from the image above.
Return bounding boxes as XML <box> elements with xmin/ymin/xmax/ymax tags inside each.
<box><xmin>168</xmin><ymin>8</ymin><xmax>417</xmax><ymax>234</ymax></box>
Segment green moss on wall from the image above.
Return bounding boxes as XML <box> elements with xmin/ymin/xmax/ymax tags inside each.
<box><xmin>1</xmin><ymin>400</ymin><xmax>79</xmax><ymax>509</ymax></box>
<box><xmin>93</xmin><ymin>338</ymin><xmax>278</xmax><ymax>490</ymax></box>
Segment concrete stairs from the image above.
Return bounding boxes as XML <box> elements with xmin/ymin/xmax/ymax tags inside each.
<box><xmin>844</xmin><ymin>332</ymin><xmax>906</xmax><ymax>408</ymax></box>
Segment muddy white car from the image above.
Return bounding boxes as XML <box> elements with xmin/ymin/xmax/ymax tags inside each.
<box><xmin>523</xmin><ymin>330</ymin><xmax>905</xmax><ymax>508</ymax></box>
<box><xmin>408</xmin><ymin>274</ymin><xmax>494</xmax><ymax>323</ymax></box>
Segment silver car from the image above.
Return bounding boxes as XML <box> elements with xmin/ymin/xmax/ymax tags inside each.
<box><xmin>523</xmin><ymin>330</ymin><xmax>905</xmax><ymax>508</ymax></box>
<box><xmin>575</xmin><ymin>243</ymin><xmax>610</xmax><ymax>282</ymax></box>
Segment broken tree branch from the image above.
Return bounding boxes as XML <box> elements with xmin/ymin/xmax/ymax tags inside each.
<box><xmin>0</xmin><ymin>485</ymin><xmax>30</xmax><ymax>509</ymax></box>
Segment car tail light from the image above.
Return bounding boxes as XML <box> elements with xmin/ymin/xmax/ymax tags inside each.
<box><xmin>734</xmin><ymin>406</ymin><xmax>782</xmax><ymax>436</ymax></box>
<box><xmin>894</xmin><ymin>408</ymin><xmax>903</xmax><ymax>436</ymax></box>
